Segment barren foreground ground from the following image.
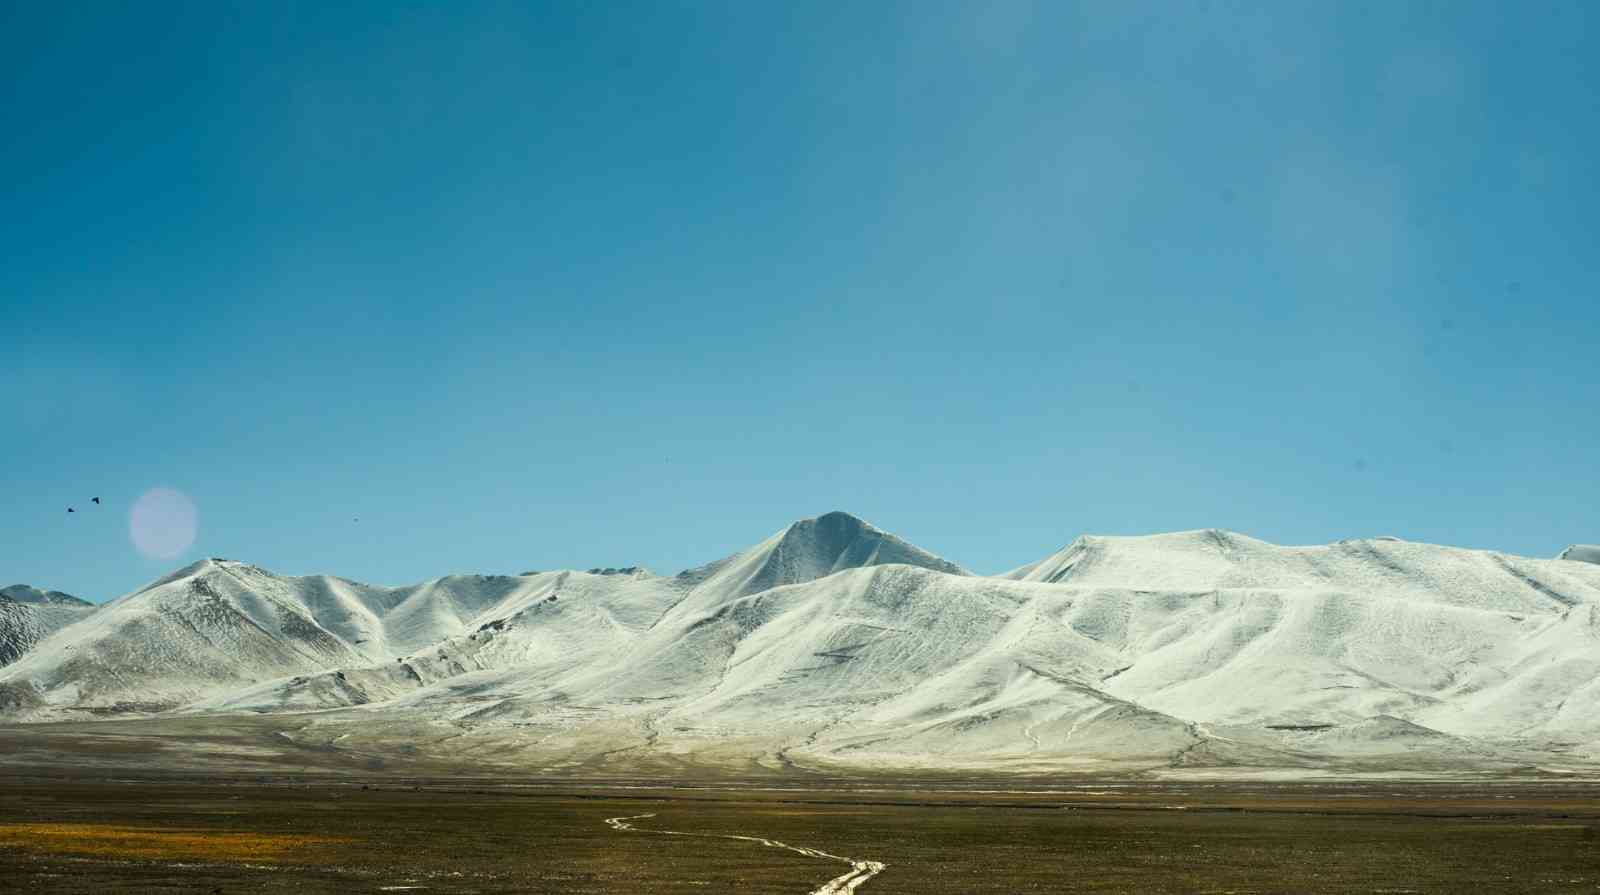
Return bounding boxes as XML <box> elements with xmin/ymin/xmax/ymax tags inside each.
<box><xmin>1</xmin><ymin>773</ymin><xmax>1597</xmax><ymax>893</ymax></box>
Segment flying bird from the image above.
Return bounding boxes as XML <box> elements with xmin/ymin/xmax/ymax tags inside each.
<box><xmin>67</xmin><ymin>507</ymin><xmax>74</xmax><ymax>513</ymax></box>
<box><xmin>92</xmin><ymin>497</ymin><xmax>100</xmax><ymax>505</ymax></box>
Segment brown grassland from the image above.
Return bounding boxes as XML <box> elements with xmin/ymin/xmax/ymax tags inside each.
<box><xmin>1</xmin><ymin>772</ymin><xmax>1598</xmax><ymax>893</ymax></box>
<box><xmin>0</xmin><ymin>822</ymin><xmax>348</xmax><ymax>863</ymax></box>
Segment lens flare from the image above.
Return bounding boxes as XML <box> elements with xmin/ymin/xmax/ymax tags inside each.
<box><xmin>129</xmin><ymin>487</ymin><xmax>198</xmax><ymax>560</ymax></box>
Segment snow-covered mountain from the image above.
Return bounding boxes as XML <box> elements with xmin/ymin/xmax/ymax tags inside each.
<box><xmin>1560</xmin><ymin>544</ymin><xmax>1600</xmax><ymax>565</ymax></box>
<box><xmin>0</xmin><ymin>585</ymin><xmax>95</xmax><ymax>669</ymax></box>
<box><xmin>3</xmin><ymin>515</ymin><xmax>1598</xmax><ymax>777</ymax></box>
<box><xmin>0</xmin><ymin>558</ymin><xmax>559</xmax><ymax>715</ymax></box>
<box><xmin>1</xmin><ymin>584</ymin><xmax>94</xmax><ymax>608</ymax></box>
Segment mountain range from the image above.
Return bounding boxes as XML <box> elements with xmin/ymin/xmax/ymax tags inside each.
<box><xmin>3</xmin><ymin>514</ymin><xmax>1598</xmax><ymax>778</ymax></box>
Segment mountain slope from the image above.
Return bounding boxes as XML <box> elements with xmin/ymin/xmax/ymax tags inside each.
<box><xmin>1</xmin><ymin>584</ymin><xmax>94</xmax><ymax>608</ymax></box>
<box><xmin>1006</xmin><ymin>531</ymin><xmax>1600</xmax><ymax>737</ymax></box>
<box><xmin>0</xmin><ymin>560</ymin><xmax>373</xmax><ymax>716</ymax></box>
<box><xmin>0</xmin><ymin>586</ymin><xmax>96</xmax><ymax>669</ymax></box>
<box><xmin>2</xmin><ymin>519</ymin><xmax>1598</xmax><ymax>777</ymax></box>
<box><xmin>187</xmin><ymin>567</ymin><xmax>686</xmax><ymax>716</ymax></box>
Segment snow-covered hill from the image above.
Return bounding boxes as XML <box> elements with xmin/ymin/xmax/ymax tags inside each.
<box><xmin>0</xmin><ymin>558</ymin><xmax>565</xmax><ymax>716</ymax></box>
<box><xmin>1</xmin><ymin>584</ymin><xmax>94</xmax><ymax>608</ymax></box>
<box><xmin>1002</xmin><ymin>531</ymin><xmax>1600</xmax><ymax>741</ymax></box>
<box><xmin>0</xmin><ymin>586</ymin><xmax>96</xmax><ymax>669</ymax></box>
<box><xmin>2</xmin><ymin>516</ymin><xmax>1597</xmax><ymax>777</ymax></box>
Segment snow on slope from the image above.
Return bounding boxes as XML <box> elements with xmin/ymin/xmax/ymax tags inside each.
<box><xmin>187</xmin><ymin>567</ymin><xmax>683</xmax><ymax>715</ymax></box>
<box><xmin>3</xmin><ymin>518</ymin><xmax>1598</xmax><ymax>777</ymax></box>
<box><xmin>0</xmin><ymin>558</ymin><xmax>577</xmax><ymax>717</ymax></box>
<box><xmin>1</xmin><ymin>584</ymin><xmax>94</xmax><ymax>608</ymax></box>
<box><xmin>0</xmin><ymin>589</ymin><xmax>97</xmax><ymax>668</ymax></box>
<box><xmin>598</xmin><ymin>565</ymin><xmax>1199</xmax><ymax>770</ymax></box>
<box><xmin>1006</xmin><ymin>531</ymin><xmax>1600</xmax><ymax>737</ymax></box>
<box><xmin>0</xmin><ymin>560</ymin><xmax>373</xmax><ymax>716</ymax></box>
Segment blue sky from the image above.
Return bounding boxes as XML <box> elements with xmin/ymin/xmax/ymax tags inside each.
<box><xmin>3</xmin><ymin>2</ymin><xmax>1596</xmax><ymax>601</ymax></box>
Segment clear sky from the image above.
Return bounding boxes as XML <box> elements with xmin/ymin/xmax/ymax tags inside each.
<box><xmin>4</xmin><ymin>2</ymin><xmax>1596</xmax><ymax>601</ymax></box>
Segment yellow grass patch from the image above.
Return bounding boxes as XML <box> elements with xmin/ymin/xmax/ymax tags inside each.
<box><xmin>747</xmin><ymin>808</ymin><xmax>881</xmax><ymax>818</ymax></box>
<box><xmin>0</xmin><ymin>823</ymin><xmax>350</xmax><ymax>863</ymax></box>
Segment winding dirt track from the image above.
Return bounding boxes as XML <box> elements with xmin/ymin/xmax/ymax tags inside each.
<box><xmin>605</xmin><ymin>812</ymin><xmax>886</xmax><ymax>894</ymax></box>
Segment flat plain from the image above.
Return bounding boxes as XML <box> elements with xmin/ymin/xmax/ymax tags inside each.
<box><xmin>1</xmin><ymin>770</ymin><xmax>1597</xmax><ymax>894</ymax></box>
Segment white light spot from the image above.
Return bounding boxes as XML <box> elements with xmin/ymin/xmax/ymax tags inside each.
<box><xmin>129</xmin><ymin>487</ymin><xmax>198</xmax><ymax>559</ymax></box>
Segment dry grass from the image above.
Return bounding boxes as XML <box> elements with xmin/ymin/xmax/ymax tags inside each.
<box><xmin>0</xmin><ymin>775</ymin><xmax>1597</xmax><ymax>893</ymax></box>
<box><xmin>0</xmin><ymin>822</ymin><xmax>348</xmax><ymax>862</ymax></box>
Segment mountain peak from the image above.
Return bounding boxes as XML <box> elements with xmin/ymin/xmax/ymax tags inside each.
<box><xmin>807</xmin><ymin>509</ymin><xmax>870</xmax><ymax>527</ymax></box>
<box><xmin>0</xmin><ymin>584</ymin><xmax>92</xmax><ymax>608</ymax></box>
<box><xmin>776</xmin><ymin>511</ymin><xmax>967</xmax><ymax>576</ymax></box>
<box><xmin>1558</xmin><ymin>544</ymin><xmax>1600</xmax><ymax>565</ymax></box>
<box><xmin>782</xmin><ymin>510</ymin><xmax>873</xmax><ymax>541</ymax></box>
<box><xmin>674</xmin><ymin>511</ymin><xmax>967</xmax><ymax>599</ymax></box>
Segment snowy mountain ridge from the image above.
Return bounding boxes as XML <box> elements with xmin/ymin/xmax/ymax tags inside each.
<box><xmin>2</xmin><ymin>513</ymin><xmax>1597</xmax><ymax>777</ymax></box>
<box><xmin>1</xmin><ymin>584</ymin><xmax>93</xmax><ymax>608</ymax></box>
